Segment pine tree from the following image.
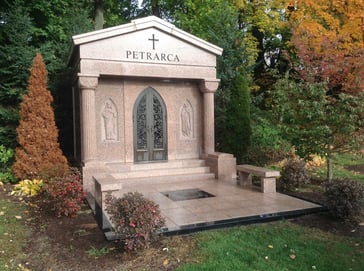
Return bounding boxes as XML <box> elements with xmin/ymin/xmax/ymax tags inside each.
<box><xmin>13</xmin><ymin>53</ymin><xmax>69</xmax><ymax>180</ymax></box>
<box><xmin>0</xmin><ymin>1</ymin><xmax>36</xmax><ymax>149</ymax></box>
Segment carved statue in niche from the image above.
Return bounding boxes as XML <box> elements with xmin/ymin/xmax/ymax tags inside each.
<box><xmin>181</xmin><ymin>101</ymin><xmax>193</xmax><ymax>138</ymax></box>
<box><xmin>102</xmin><ymin>99</ymin><xmax>117</xmax><ymax>141</ymax></box>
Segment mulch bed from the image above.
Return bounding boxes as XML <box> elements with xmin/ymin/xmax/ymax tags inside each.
<box><xmin>1</xmin><ymin>184</ymin><xmax>196</xmax><ymax>271</ymax></box>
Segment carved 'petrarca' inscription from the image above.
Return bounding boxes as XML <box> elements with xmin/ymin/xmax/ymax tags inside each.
<box><xmin>126</xmin><ymin>50</ymin><xmax>180</xmax><ymax>62</ymax></box>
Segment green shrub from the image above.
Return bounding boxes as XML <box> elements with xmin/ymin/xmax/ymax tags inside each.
<box><xmin>325</xmin><ymin>178</ymin><xmax>364</xmax><ymax>223</ymax></box>
<box><xmin>242</xmin><ymin>111</ymin><xmax>292</xmax><ymax>165</ymax></box>
<box><xmin>105</xmin><ymin>192</ymin><xmax>165</xmax><ymax>252</ymax></box>
<box><xmin>280</xmin><ymin>159</ymin><xmax>310</xmax><ymax>191</ymax></box>
<box><xmin>0</xmin><ymin>145</ymin><xmax>16</xmax><ymax>183</ymax></box>
<box><xmin>43</xmin><ymin>167</ymin><xmax>85</xmax><ymax>217</ymax></box>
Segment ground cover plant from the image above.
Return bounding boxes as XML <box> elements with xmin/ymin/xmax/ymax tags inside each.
<box><xmin>11</xmin><ymin>179</ymin><xmax>43</xmax><ymax>197</ymax></box>
<box><xmin>0</xmin><ymin>145</ymin><xmax>16</xmax><ymax>183</ymax></box>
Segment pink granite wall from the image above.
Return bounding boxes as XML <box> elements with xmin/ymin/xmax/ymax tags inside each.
<box><xmin>93</xmin><ymin>78</ymin><xmax>203</xmax><ymax>163</ymax></box>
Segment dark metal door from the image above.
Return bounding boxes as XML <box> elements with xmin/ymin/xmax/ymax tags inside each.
<box><xmin>133</xmin><ymin>88</ymin><xmax>167</xmax><ymax>162</ymax></box>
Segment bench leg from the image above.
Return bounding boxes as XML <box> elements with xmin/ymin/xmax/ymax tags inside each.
<box><xmin>238</xmin><ymin>172</ymin><xmax>252</xmax><ymax>186</ymax></box>
<box><xmin>261</xmin><ymin>177</ymin><xmax>276</xmax><ymax>193</ymax></box>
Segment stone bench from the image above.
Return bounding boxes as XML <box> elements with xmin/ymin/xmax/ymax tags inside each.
<box><xmin>236</xmin><ymin>164</ymin><xmax>280</xmax><ymax>193</ymax></box>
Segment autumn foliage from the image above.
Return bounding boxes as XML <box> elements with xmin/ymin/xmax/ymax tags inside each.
<box><xmin>13</xmin><ymin>53</ymin><xmax>69</xmax><ymax>180</ymax></box>
<box><xmin>44</xmin><ymin>168</ymin><xmax>85</xmax><ymax>217</ymax></box>
<box><xmin>288</xmin><ymin>0</ymin><xmax>364</xmax><ymax>93</ymax></box>
<box><xmin>105</xmin><ymin>192</ymin><xmax>165</xmax><ymax>251</ymax></box>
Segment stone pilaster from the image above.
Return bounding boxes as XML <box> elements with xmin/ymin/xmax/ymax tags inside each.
<box><xmin>200</xmin><ymin>79</ymin><xmax>219</xmax><ymax>155</ymax></box>
<box><xmin>79</xmin><ymin>74</ymin><xmax>99</xmax><ymax>163</ymax></box>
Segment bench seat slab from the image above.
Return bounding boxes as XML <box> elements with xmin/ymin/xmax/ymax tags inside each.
<box><xmin>236</xmin><ymin>164</ymin><xmax>279</xmax><ymax>193</ymax></box>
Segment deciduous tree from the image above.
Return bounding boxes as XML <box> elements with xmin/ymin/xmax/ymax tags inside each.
<box><xmin>288</xmin><ymin>0</ymin><xmax>364</xmax><ymax>93</ymax></box>
<box><xmin>271</xmin><ymin>76</ymin><xmax>364</xmax><ymax>181</ymax></box>
<box><xmin>233</xmin><ymin>0</ymin><xmax>291</xmax><ymax>93</ymax></box>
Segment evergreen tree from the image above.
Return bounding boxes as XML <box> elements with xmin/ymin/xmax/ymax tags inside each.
<box><xmin>221</xmin><ymin>72</ymin><xmax>251</xmax><ymax>163</ymax></box>
<box><xmin>0</xmin><ymin>1</ymin><xmax>36</xmax><ymax>148</ymax></box>
<box><xmin>0</xmin><ymin>0</ymin><xmax>92</xmax><ymax>152</ymax></box>
<box><xmin>175</xmin><ymin>0</ymin><xmax>254</xmax><ymax>156</ymax></box>
<box><xmin>13</xmin><ymin>53</ymin><xmax>69</xmax><ymax>180</ymax></box>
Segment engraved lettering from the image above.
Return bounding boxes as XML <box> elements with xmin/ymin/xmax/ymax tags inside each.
<box><xmin>125</xmin><ymin>50</ymin><xmax>181</xmax><ymax>63</ymax></box>
<box><xmin>167</xmin><ymin>54</ymin><xmax>173</xmax><ymax>61</ymax></box>
<box><xmin>161</xmin><ymin>53</ymin><xmax>167</xmax><ymax>61</ymax></box>
<box><xmin>133</xmin><ymin>51</ymin><xmax>138</xmax><ymax>59</ymax></box>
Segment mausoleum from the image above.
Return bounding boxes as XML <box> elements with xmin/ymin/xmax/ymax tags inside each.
<box><xmin>69</xmin><ymin>16</ymin><xmax>237</xmax><ymax>205</ymax></box>
<box><xmin>69</xmin><ymin>16</ymin><xmax>323</xmax><ymax>235</ymax></box>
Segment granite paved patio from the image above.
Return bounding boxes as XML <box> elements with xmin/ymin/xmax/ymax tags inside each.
<box><xmin>110</xmin><ymin>178</ymin><xmax>324</xmax><ymax>235</ymax></box>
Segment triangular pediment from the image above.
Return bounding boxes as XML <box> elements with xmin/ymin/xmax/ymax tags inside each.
<box><xmin>70</xmin><ymin>16</ymin><xmax>222</xmax><ymax>80</ymax></box>
<box><xmin>73</xmin><ymin>16</ymin><xmax>222</xmax><ymax>56</ymax></box>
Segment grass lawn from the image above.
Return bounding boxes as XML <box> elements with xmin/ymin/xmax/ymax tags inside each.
<box><xmin>177</xmin><ymin>221</ymin><xmax>364</xmax><ymax>271</ymax></box>
<box><xmin>0</xmin><ymin>197</ymin><xmax>31</xmax><ymax>271</ymax></box>
<box><xmin>309</xmin><ymin>153</ymin><xmax>364</xmax><ymax>184</ymax></box>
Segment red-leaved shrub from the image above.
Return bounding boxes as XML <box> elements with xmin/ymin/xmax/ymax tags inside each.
<box><xmin>325</xmin><ymin>178</ymin><xmax>364</xmax><ymax>223</ymax></box>
<box><xmin>279</xmin><ymin>158</ymin><xmax>310</xmax><ymax>191</ymax></box>
<box><xmin>105</xmin><ymin>192</ymin><xmax>165</xmax><ymax>251</ymax></box>
<box><xmin>44</xmin><ymin>167</ymin><xmax>85</xmax><ymax>217</ymax></box>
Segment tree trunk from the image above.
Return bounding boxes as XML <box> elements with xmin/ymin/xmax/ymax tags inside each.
<box><xmin>327</xmin><ymin>146</ymin><xmax>333</xmax><ymax>183</ymax></box>
<box><xmin>151</xmin><ymin>0</ymin><xmax>161</xmax><ymax>17</ymax></box>
<box><xmin>94</xmin><ymin>0</ymin><xmax>104</xmax><ymax>30</ymax></box>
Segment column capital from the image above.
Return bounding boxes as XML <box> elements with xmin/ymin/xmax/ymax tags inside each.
<box><xmin>78</xmin><ymin>74</ymin><xmax>99</xmax><ymax>90</ymax></box>
<box><xmin>200</xmin><ymin>79</ymin><xmax>220</xmax><ymax>93</ymax></box>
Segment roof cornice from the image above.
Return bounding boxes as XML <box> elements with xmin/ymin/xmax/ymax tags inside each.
<box><xmin>72</xmin><ymin>16</ymin><xmax>223</xmax><ymax>56</ymax></box>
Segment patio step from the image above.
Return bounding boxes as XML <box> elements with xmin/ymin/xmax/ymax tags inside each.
<box><xmin>97</xmin><ymin>159</ymin><xmax>216</xmax><ymax>192</ymax></box>
<box><xmin>118</xmin><ymin>172</ymin><xmax>215</xmax><ymax>187</ymax></box>
<box><xmin>106</xmin><ymin>159</ymin><xmax>206</xmax><ymax>172</ymax></box>
<box><xmin>111</xmin><ymin>165</ymin><xmax>211</xmax><ymax>179</ymax></box>
<box><xmin>106</xmin><ymin>159</ymin><xmax>211</xmax><ymax>179</ymax></box>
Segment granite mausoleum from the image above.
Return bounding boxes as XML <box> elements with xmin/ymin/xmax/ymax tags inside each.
<box><xmin>69</xmin><ymin>16</ymin><xmax>237</xmax><ymax>209</ymax></box>
<box><xmin>67</xmin><ymin>16</ymin><xmax>324</xmax><ymax>235</ymax></box>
